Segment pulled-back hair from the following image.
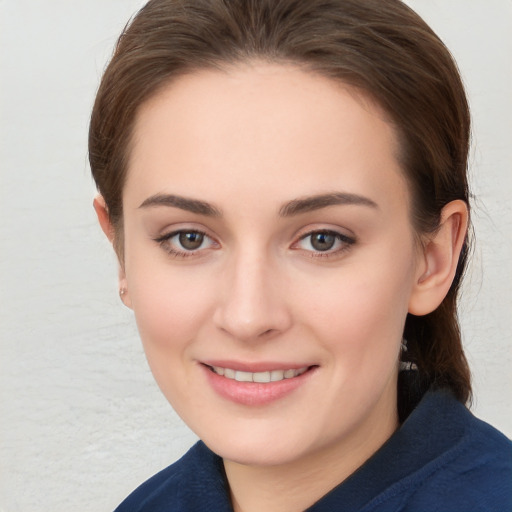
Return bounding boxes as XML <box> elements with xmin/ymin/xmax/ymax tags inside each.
<box><xmin>89</xmin><ymin>0</ymin><xmax>472</xmax><ymax>411</ymax></box>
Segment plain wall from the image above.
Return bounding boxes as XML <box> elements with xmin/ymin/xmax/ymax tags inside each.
<box><xmin>1</xmin><ymin>1</ymin><xmax>510</xmax><ymax>511</ymax></box>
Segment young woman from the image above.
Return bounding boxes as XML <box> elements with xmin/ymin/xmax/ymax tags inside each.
<box><xmin>89</xmin><ymin>0</ymin><xmax>512</xmax><ymax>510</ymax></box>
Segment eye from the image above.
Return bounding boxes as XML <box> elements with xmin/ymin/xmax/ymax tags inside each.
<box><xmin>308</xmin><ymin>232</ymin><xmax>337</xmax><ymax>251</ymax></box>
<box><xmin>177</xmin><ymin>231</ymin><xmax>205</xmax><ymax>250</ymax></box>
<box><xmin>294</xmin><ymin>230</ymin><xmax>355</xmax><ymax>256</ymax></box>
<box><xmin>154</xmin><ymin>229</ymin><xmax>217</xmax><ymax>257</ymax></box>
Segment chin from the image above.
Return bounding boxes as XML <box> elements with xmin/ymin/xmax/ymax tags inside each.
<box><xmin>195</xmin><ymin>418</ymin><xmax>324</xmax><ymax>468</ymax></box>
<box><xmin>210</xmin><ymin>438</ymin><xmax>308</xmax><ymax>467</ymax></box>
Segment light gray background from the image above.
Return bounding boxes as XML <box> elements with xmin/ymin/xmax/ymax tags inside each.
<box><xmin>1</xmin><ymin>1</ymin><xmax>511</xmax><ymax>511</ymax></box>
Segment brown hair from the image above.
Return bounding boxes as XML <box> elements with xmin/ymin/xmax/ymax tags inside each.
<box><xmin>89</xmin><ymin>0</ymin><xmax>472</xmax><ymax>409</ymax></box>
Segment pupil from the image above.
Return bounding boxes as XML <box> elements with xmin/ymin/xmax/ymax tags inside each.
<box><xmin>179</xmin><ymin>232</ymin><xmax>204</xmax><ymax>250</ymax></box>
<box><xmin>311</xmin><ymin>233</ymin><xmax>335</xmax><ymax>251</ymax></box>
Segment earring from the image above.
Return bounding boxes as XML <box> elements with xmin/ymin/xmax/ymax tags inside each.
<box><xmin>119</xmin><ymin>288</ymin><xmax>127</xmax><ymax>299</ymax></box>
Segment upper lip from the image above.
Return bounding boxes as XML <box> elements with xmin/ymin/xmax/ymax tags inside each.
<box><xmin>200</xmin><ymin>360</ymin><xmax>316</xmax><ymax>372</ymax></box>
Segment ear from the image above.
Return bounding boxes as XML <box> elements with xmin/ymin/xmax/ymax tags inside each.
<box><xmin>93</xmin><ymin>196</ymin><xmax>132</xmax><ymax>309</ymax></box>
<box><xmin>93</xmin><ymin>195</ymin><xmax>115</xmax><ymax>242</ymax></box>
<box><xmin>408</xmin><ymin>200</ymin><xmax>468</xmax><ymax>316</ymax></box>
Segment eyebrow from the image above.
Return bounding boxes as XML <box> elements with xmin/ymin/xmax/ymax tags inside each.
<box><xmin>138</xmin><ymin>191</ymin><xmax>378</xmax><ymax>218</ymax></box>
<box><xmin>138</xmin><ymin>194</ymin><xmax>221</xmax><ymax>216</ymax></box>
<box><xmin>279</xmin><ymin>192</ymin><xmax>378</xmax><ymax>217</ymax></box>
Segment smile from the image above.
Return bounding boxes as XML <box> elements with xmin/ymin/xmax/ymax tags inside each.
<box><xmin>208</xmin><ymin>365</ymin><xmax>310</xmax><ymax>383</ymax></box>
<box><xmin>202</xmin><ymin>363</ymin><xmax>317</xmax><ymax>405</ymax></box>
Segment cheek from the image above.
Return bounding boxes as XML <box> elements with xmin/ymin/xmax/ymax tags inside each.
<box><xmin>296</xmin><ymin>250</ymin><xmax>416</xmax><ymax>360</ymax></box>
<box><xmin>126</xmin><ymin>265</ymin><xmax>221</xmax><ymax>412</ymax></box>
<box><xmin>125</xmin><ymin>254</ymin><xmax>217</xmax><ymax>362</ymax></box>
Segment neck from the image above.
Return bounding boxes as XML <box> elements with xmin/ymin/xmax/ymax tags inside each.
<box><xmin>223</xmin><ymin>397</ymin><xmax>398</xmax><ymax>512</ymax></box>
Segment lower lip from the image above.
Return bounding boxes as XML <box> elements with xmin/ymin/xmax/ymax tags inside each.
<box><xmin>202</xmin><ymin>365</ymin><xmax>315</xmax><ymax>406</ymax></box>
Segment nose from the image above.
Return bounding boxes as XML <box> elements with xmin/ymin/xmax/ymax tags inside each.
<box><xmin>213</xmin><ymin>248</ymin><xmax>292</xmax><ymax>342</ymax></box>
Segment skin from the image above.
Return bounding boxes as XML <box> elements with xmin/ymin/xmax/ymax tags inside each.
<box><xmin>95</xmin><ymin>63</ymin><xmax>468</xmax><ymax>512</ymax></box>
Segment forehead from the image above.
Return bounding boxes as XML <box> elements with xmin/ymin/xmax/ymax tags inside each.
<box><xmin>125</xmin><ymin>63</ymin><xmax>408</xmax><ymax>213</ymax></box>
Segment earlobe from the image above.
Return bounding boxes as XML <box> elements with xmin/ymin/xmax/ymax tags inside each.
<box><xmin>93</xmin><ymin>195</ymin><xmax>115</xmax><ymax>242</ymax></box>
<box><xmin>408</xmin><ymin>200</ymin><xmax>468</xmax><ymax>316</ymax></box>
<box><xmin>118</xmin><ymin>269</ymin><xmax>132</xmax><ymax>309</ymax></box>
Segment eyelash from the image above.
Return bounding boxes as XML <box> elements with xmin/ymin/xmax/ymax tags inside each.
<box><xmin>154</xmin><ymin>229</ymin><xmax>215</xmax><ymax>258</ymax></box>
<box><xmin>293</xmin><ymin>230</ymin><xmax>356</xmax><ymax>259</ymax></box>
<box><xmin>153</xmin><ymin>229</ymin><xmax>356</xmax><ymax>259</ymax></box>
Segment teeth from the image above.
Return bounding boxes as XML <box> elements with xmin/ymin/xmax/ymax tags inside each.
<box><xmin>235</xmin><ymin>370</ymin><xmax>253</xmax><ymax>382</ymax></box>
<box><xmin>224</xmin><ymin>368</ymin><xmax>236</xmax><ymax>379</ymax></box>
<box><xmin>213</xmin><ymin>366</ymin><xmax>225</xmax><ymax>376</ymax></box>
<box><xmin>253</xmin><ymin>371</ymin><xmax>271</xmax><ymax>383</ymax></box>
<box><xmin>211</xmin><ymin>365</ymin><xmax>309</xmax><ymax>382</ymax></box>
<box><xmin>270</xmin><ymin>370</ymin><xmax>285</xmax><ymax>382</ymax></box>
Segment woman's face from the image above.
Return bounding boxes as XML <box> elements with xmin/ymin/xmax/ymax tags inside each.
<box><xmin>120</xmin><ymin>64</ymin><xmax>424</xmax><ymax>467</ymax></box>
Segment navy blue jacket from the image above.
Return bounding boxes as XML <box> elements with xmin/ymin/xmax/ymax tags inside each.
<box><xmin>115</xmin><ymin>389</ymin><xmax>512</xmax><ymax>511</ymax></box>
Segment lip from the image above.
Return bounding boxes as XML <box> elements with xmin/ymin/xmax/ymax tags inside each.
<box><xmin>202</xmin><ymin>360</ymin><xmax>311</xmax><ymax>373</ymax></box>
<box><xmin>200</xmin><ymin>361</ymin><xmax>317</xmax><ymax>406</ymax></box>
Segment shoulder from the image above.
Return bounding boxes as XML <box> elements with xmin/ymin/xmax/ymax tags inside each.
<box><xmin>113</xmin><ymin>441</ymin><xmax>231</xmax><ymax>512</ymax></box>
<box><xmin>414</xmin><ymin>406</ymin><xmax>512</xmax><ymax>511</ymax></box>
<box><xmin>376</xmin><ymin>390</ymin><xmax>512</xmax><ymax>512</ymax></box>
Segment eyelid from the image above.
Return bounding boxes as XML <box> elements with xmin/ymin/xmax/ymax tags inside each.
<box><xmin>154</xmin><ymin>226</ymin><xmax>220</xmax><ymax>258</ymax></box>
<box><xmin>153</xmin><ymin>221</ymin><xmax>217</xmax><ymax>242</ymax></box>
<box><xmin>154</xmin><ymin>228</ymin><xmax>207</xmax><ymax>243</ymax></box>
<box><xmin>292</xmin><ymin>224</ymin><xmax>356</xmax><ymax>244</ymax></box>
<box><xmin>291</xmin><ymin>227</ymin><xmax>356</xmax><ymax>258</ymax></box>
